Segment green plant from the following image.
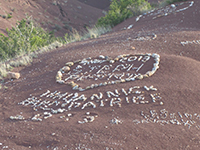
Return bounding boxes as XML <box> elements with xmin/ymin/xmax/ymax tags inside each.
<box><xmin>96</xmin><ymin>0</ymin><xmax>151</xmax><ymax>27</ymax></box>
<box><xmin>0</xmin><ymin>16</ymin><xmax>111</xmax><ymax>78</ymax></box>
<box><xmin>127</xmin><ymin>0</ymin><xmax>152</xmax><ymax>16</ymax></box>
<box><xmin>0</xmin><ymin>16</ymin><xmax>57</xmax><ymax>61</ymax></box>
<box><xmin>0</xmin><ymin>64</ymin><xmax>8</xmax><ymax>77</ymax></box>
<box><xmin>166</xmin><ymin>0</ymin><xmax>187</xmax><ymax>4</ymax></box>
<box><xmin>7</xmin><ymin>13</ymin><xmax>12</xmax><ymax>19</ymax></box>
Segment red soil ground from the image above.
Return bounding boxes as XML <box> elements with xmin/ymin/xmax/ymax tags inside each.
<box><xmin>1</xmin><ymin>0</ymin><xmax>200</xmax><ymax>149</ymax></box>
<box><xmin>0</xmin><ymin>0</ymin><xmax>110</xmax><ymax>37</ymax></box>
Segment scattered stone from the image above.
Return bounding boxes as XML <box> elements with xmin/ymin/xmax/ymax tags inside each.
<box><xmin>10</xmin><ymin>115</ymin><xmax>25</xmax><ymax>120</ymax></box>
<box><xmin>56</xmin><ymin>71</ymin><xmax>62</xmax><ymax>81</ymax></box>
<box><xmin>99</xmin><ymin>55</ymin><xmax>105</xmax><ymax>59</ymax></box>
<box><xmin>62</xmin><ymin>66</ymin><xmax>70</xmax><ymax>72</ymax></box>
<box><xmin>131</xmin><ymin>46</ymin><xmax>135</xmax><ymax>50</ymax></box>
<box><xmin>7</xmin><ymin>72</ymin><xmax>20</xmax><ymax>79</ymax></box>
<box><xmin>136</xmin><ymin>74</ymin><xmax>143</xmax><ymax>80</ymax></box>
<box><xmin>110</xmin><ymin>118</ymin><xmax>123</xmax><ymax>124</ymax></box>
<box><xmin>56</xmin><ymin>80</ymin><xmax>64</xmax><ymax>84</ymax></box>
<box><xmin>109</xmin><ymin>60</ymin><xmax>115</xmax><ymax>63</ymax></box>
<box><xmin>66</xmin><ymin>62</ymin><xmax>74</xmax><ymax>66</ymax></box>
<box><xmin>85</xmin><ymin>116</ymin><xmax>95</xmax><ymax>122</ymax></box>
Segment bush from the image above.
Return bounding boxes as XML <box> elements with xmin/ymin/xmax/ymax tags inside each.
<box><xmin>7</xmin><ymin>13</ymin><xmax>12</xmax><ymax>19</ymax></box>
<box><xmin>0</xmin><ymin>16</ymin><xmax>57</xmax><ymax>61</ymax></box>
<box><xmin>0</xmin><ymin>16</ymin><xmax>112</xmax><ymax>78</ymax></box>
<box><xmin>96</xmin><ymin>0</ymin><xmax>151</xmax><ymax>27</ymax></box>
<box><xmin>166</xmin><ymin>0</ymin><xmax>187</xmax><ymax>4</ymax></box>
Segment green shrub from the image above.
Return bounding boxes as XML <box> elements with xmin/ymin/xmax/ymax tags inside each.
<box><xmin>166</xmin><ymin>0</ymin><xmax>187</xmax><ymax>4</ymax></box>
<box><xmin>0</xmin><ymin>15</ymin><xmax>112</xmax><ymax>78</ymax></box>
<box><xmin>0</xmin><ymin>16</ymin><xmax>57</xmax><ymax>61</ymax></box>
<box><xmin>1</xmin><ymin>13</ymin><xmax>12</xmax><ymax>19</ymax></box>
<box><xmin>7</xmin><ymin>13</ymin><xmax>12</xmax><ymax>19</ymax></box>
<box><xmin>96</xmin><ymin>0</ymin><xmax>151</xmax><ymax>27</ymax></box>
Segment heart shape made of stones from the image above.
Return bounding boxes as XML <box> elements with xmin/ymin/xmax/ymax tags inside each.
<box><xmin>56</xmin><ymin>53</ymin><xmax>160</xmax><ymax>91</ymax></box>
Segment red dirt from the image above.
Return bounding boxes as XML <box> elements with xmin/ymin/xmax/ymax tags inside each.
<box><xmin>1</xmin><ymin>0</ymin><xmax>200</xmax><ymax>150</ymax></box>
<box><xmin>0</xmin><ymin>0</ymin><xmax>108</xmax><ymax>37</ymax></box>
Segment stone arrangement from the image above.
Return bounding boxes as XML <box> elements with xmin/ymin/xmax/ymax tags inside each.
<box><xmin>133</xmin><ymin>109</ymin><xmax>200</xmax><ymax>130</ymax></box>
<box><xmin>11</xmin><ymin>53</ymin><xmax>162</xmax><ymax>125</ymax></box>
<box><xmin>9</xmin><ymin>114</ymin><xmax>25</xmax><ymax>120</ymax></box>
<box><xmin>56</xmin><ymin>53</ymin><xmax>160</xmax><ymax>91</ymax></box>
<box><xmin>78</xmin><ymin>112</ymin><xmax>98</xmax><ymax>124</ymax></box>
<box><xmin>181</xmin><ymin>39</ymin><xmax>200</xmax><ymax>46</ymax></box>
<box><xmin>17</xmin><ymin>85</ymin><xmax>162</xmax><ymax>122</ymax></box>
<box><xmin>126</xmin><ymin>33</ymin><xmax>157</xmax><ymax>41</ymax></box>
<box><xmin>11</xmin><ymin>52</ymin><xmax>200</xmax><ymax>130</ymax></box>
<box><xmin>124</xmin><ymin>1</ymin><xmax>194</xmax><ymax>30</ymax></box>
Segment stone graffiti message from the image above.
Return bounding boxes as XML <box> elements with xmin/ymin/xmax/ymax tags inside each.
<box><xmin>56</xmin><ymin>53</ymin><xmax>160</xmax><ymax>91</ymax></box>
<box><xmin>12</xmin><ymin>53</ymin><xmax>161</xmax><ymax>123</ymax></box>
<box><xmin>133</xmin><ymin>109</ymin><xmax>200</xmax><ymax>130</ymax></box>
<box><xmin>137</xmin><ymin>1</ymin><xmax>194</xmax><ymax>21</ymax></box>
<box><xmin>181</xmin><ymin>40</ymin><xmax>200</xmax><ymax>46</ymax></box>
<box><xmin>125</xmin><ymin>1</ymin><xmax>194</xmax><ymax>30</ymax></box>
<box><xmin>9</xmin><ymin>52</ymin><xmax>200</xmax><ymax>130</ymax></box>
<box><xmin>126</xmin><ymin>33</ymin><xmax>157</xmax><ymax>41</ymax></box>
<box><xmin>17</xmin><ymin>85</ymin><xmax>163</xmax><ymax>122</ymax></box>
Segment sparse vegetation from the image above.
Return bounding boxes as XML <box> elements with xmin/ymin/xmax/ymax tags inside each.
<box><xmin>54</xmin><ymin>24</ymin><xmax>62</xmax><ymax>31</ymax></box>
<box><xmin>83</xmin><ymin>26</ymin><xmax>112</xmax><ymax>39</ymax></box>
<box><xmin>96</xmin><ymin>0</ymin><xmax>151</xmax><ymax>27</ymax></box>
<box><xmin>7</xmin><ymin>13</ymin><xmax>12</xmax><ymax>19</ymax></box>
<box><xmin>64</xmin><ymin>28</ymin><xmax>82</xmax><ymax>43</ymax></box>
<box><xmin>0</xmin><ymin>16</ymin><xmax>65</xmax><ymax>78</ymax></box>
<box><xmin>0</xmin><ymin>63</ymin><xmax>10</xmax><ymax>77</ymax></box>
<box><xmin>153</xmin><ymin>0</ymin><xmax>188</xmax><ymax>8</ymax></box>
<box><xmin>96</xmin><ymin>0</ymin><xmax>188</xmax><ymax>27</ymax></box>
<box><xmin>0</xmin><ymin>16</ymin><xmax>59</xmax><ymax>61</ymax></box>
<box><xmin>0</xmin><ymin>16</ymin><xmax>110</xmax><ymax>78</ymax></box>
<box><xmin>165</xmin><ymin>0</ymin><xmax>187</xmax><ymax>4</ymax></box>
<box><xmin>1</xmin><ymin>13</ymin><xmax>12</xmax><ymax>19</ymax></box>
<box><xmin>9</xmin><ymin>55</ymin><xmax>33</xmax><ymax>67</ymax></box>
<box><xmin>63</xmin><ymin>22</ymin><xmax>72</xmax><ymax>31</ymax></box>
<box><xmin>64</xmin><ymin>25</ymin><xmax>112</xmax><ymax>43</ymax></box>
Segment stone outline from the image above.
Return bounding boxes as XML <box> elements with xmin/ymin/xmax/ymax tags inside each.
<box><xmin>56</xmin><ymin>53</ymin><xmax>160</xmax><ymax>91</ymax></box>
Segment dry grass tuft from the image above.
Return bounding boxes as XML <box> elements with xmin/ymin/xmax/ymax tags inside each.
<box><xmin>83</xmin><ymin>26</ymin><xmax>112</xmax><ymax>39</ymax></box>
<box><xmin>0</xmin><ymin>63</ymin><xmax>9</xmax><ymax>77</ymax></box>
